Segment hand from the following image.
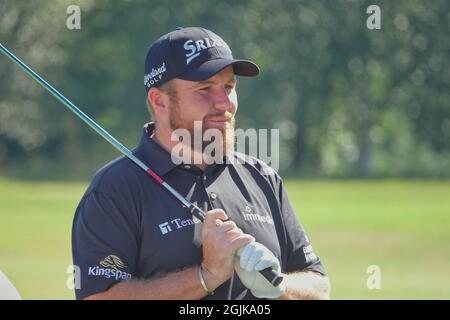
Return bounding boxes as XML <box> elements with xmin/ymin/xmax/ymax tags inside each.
<box><xmin>235</xmin><ymin>242</ymin><xmax>285</xmax><ymax>299</ymax></box>
<box><xmin>201</xmin><ymin>209</ymin><xmax>255</xmax><ymax>291</ymax></box>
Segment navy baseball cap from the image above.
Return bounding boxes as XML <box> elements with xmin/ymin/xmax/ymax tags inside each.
<box><xmin>144</xmin><ymin>27</ymin><xmax>260</xmax><ymax>92</ymax></box>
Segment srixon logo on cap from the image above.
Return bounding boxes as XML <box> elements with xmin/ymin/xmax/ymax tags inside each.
<box><xmin>183</xmin><ymin>37</ymin><xmax>228</xmax><ymax>65</ymax></box>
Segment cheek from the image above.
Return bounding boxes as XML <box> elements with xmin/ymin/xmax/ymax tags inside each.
<box><xmin>177</xmin><ymin>93</ymin><xmax>208</xmax><ymax>118</ymax></box>
<box><xmin>195</xmin><ymin>96</ymin><xmax>213</xmax><ymax>116</ymax></box>
<box><xmin>230</xmin><ymin>90</ymin><xmax>238</xmax><ymax>113</ymax></box>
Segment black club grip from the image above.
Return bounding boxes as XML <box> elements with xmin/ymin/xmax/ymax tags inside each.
<box><xmin>189</xmin><ymin>203</ymin><xmax>206</xmax><ymax>221</ymax></box>
<box><xmin>259</xmin><ymin>267</ymin><xmax>284</xmax><ymax>287</ymax></box>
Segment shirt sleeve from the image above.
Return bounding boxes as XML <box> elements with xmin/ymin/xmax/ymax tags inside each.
<box><xmin>71</xmin><ymin>190</ymin><xmax>139</xmax><ymax>300</ymax></box>
<box><xmin>278</xmin><ymin>180</ymin><xmax>326</xmax><ymax>275</ymax></box>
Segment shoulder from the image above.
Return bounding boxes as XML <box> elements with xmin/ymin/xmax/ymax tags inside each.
<box><xmin>228</xmin><ymin>151</ymin><xmax>283</xmax><ymax>190</ymax></box>
<box><xmin>86</xmin><ymin>153</ymin><xmax>144</xmax><ymax>196</ymax></box>
<box><xmin>229</xmin><ymin>151</ymin><xmax>280</xmax><ymax>177</ymax></box>
<box><xmin>74</xmin><ymin>154</ymin><xmax>146</xmax><ymax>227</ymax></box>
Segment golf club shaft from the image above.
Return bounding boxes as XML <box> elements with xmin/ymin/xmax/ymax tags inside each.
<box><xmin>0</xmin><ymin>43</ymin><xmax>283</xmax><ymax>288</ymax></box>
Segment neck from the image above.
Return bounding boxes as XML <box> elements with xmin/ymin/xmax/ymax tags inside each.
<box><xmin>151</xmin><ymin>122</ymin><xmax>208</xmax><ymax>171</ymax></box>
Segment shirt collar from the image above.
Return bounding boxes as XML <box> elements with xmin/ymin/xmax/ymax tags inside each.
<box><xmin>134</xmin><ymin>122</ymin><xmax>179</xmax><ymax>177</ymax></box>
<box><xmin>134</xmin><ymin>122</ymin><xmax>228</xmax><ymax>177</ymax></box>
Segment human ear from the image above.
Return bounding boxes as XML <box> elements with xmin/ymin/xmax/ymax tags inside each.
<box><xmin>148</xmin><ymin>87</ymin><xmax>170</xmax><ymax>117</ymax></box>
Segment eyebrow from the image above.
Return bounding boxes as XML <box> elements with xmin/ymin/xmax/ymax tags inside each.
<box><xmin>193</xmin><ymin>77</ymin><xmax>237</xmax><ymax>87</ymax></box>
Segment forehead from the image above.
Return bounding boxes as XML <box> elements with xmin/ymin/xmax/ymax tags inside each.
<box><xmin>175</xmin><ymin>66</ymin><xmax>236</xmax><ymax>89</ymax></box>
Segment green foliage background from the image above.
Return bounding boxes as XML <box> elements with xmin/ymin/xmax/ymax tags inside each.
<box><xmin>1</xmin><ymin>0</ymin><xmax>449</xmax><ymax>179</ymax></box>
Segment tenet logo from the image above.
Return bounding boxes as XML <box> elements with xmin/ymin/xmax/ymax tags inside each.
<box><xmin>159</xmin><ymin>222</ymin><xmax>172</xmax><ymax>235</ymax></box>
<box><xmin>158</xmin><ymin>217</ymin><xmax>201</xmax><ymax>235</ymax></box>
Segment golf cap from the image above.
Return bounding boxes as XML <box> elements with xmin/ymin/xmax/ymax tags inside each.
<box><xmin>144</xmin><ymin>27</ymin><xmax>260</xmax><ymax>92</ymax></box>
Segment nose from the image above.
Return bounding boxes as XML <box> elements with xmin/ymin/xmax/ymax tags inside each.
<box><xmin>212</xmin><ymin>86</ymin><xmax>233</xmax><ymax>112</ymax></box>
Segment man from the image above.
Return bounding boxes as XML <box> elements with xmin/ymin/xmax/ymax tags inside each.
<box><xmin>72</xmin><ymin>27</ymin><xmax>330</xmax><ymax>300</ymax></box>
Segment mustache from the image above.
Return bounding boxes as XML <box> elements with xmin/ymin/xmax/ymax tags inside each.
<box><xmin>203</xmin><ymin>112</ymin><xmax>234</xmax><ymax>122</ymax></box>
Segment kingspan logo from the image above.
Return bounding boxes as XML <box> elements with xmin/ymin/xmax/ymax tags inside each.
<box><xmin>88</xmin><ymin>255</ymin><xmax>132</xmax><ymax>281</ymax></box>
<box><xmin>159</xmin><ymin>216</ymin><xmax>202</xmax><ymax>235</ymax></box>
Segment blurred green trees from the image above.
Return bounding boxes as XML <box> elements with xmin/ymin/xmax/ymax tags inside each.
<box><xmin>1</xmin><ymin>0</ymin><xmax>449</xmax><ymax>179</ymax></box>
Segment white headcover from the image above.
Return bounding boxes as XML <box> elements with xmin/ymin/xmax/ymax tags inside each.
<box><xmin>0</xmin><ymin>270</ymin><xmax>22</xmax><ymax>300</ymax></box>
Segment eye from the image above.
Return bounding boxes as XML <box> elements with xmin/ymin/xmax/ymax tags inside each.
<box><xmin>198</xmin><ymin>86</ymin><xmax>211</xmax><ymax>93</ymax></box>
<box><xmin>225</xmin><ymin>84</ymin><xmax>235</xmax><ymax>93</ymax></box>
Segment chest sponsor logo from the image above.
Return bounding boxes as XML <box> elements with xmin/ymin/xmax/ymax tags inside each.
<box><xmin>159</xmin><ymin>216</ymin><xmax>202</xmax><ymax>235</ymax></box>
<box><xmin>241</xmin><ymin>205</ymin><xmax>274</xmax><ymax>225</ymax></box>
<box><xmin>159</xmin><ymin>222</ymin><xmax>172</xmax><ymax>235</ymax></box>
<box><xmin>88</xmin><ymin>255</ymin><xmax>132</xmax><ymax>281</ymax></box>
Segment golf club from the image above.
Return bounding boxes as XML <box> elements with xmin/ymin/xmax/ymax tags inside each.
<box><xmin>0</xmin><ymin>42</ymin><xmax>284</xmax><ymax>288</ymax></box>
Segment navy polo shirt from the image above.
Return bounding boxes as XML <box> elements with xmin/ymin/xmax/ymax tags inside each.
<box><xmin>72</xmin><ymin>122</ymin><xmax>325</xmax><ymax>300</ymax></box>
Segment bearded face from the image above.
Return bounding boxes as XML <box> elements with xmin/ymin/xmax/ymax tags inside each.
<box><xmin>153</xmin><ymin>66</ymin><xmax>238</xmax><ymax>165</ymax></box>
<box><xmin>169</xmin><ymin>98</ymin><xmax>236</xmax><ymax>158</ymax></box>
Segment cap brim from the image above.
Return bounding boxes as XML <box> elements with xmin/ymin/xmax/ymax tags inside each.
<box><xmin>177</xmin><ymin>58</ymin><xmax>259</xmax><ymax>82</ymax></box>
